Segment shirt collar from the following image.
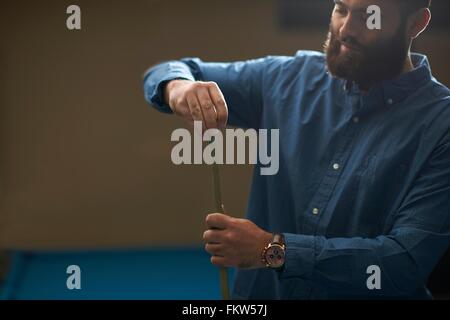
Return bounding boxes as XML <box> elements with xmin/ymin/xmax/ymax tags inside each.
<box><xmin>344</xmin><ymin>53</ymin><xmax>432</xmax><ymax>111</ymax></box>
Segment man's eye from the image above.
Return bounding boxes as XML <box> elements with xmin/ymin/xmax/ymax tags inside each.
<box><xmin>335</xmin><ymin>6</ymin><xmax>347</xmax><ymax>15</ymax></box>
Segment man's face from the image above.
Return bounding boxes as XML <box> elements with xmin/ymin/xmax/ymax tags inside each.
<box><xmin>325</xmin><ymin>0</ymin><xmax>410</xmax><ymax>88</ymax></box>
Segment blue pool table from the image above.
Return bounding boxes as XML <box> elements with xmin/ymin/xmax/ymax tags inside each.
<box><xmin>1</xmin><ymin>248</ymin><xmax>235</xmax><ymax>300</ymax></box>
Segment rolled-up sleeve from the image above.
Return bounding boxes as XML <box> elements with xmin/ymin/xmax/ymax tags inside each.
<box><xmin>143</xmin><ymin>56</ymin><xmax>281</xmax><ymax>128</ymax></box>
<box><xmin>143</xmin><ymin>61</ymin><xmax>195</xmax><ymax>114</ymax></box>
<box><xmin>280</xmin><ymin>133</ymin><xmax>450</xmax><ymax>297</ymax></box>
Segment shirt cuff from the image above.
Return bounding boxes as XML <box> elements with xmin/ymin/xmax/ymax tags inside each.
<box><xmin>143</xmin><ymin>61</ymin><xmax>195</xmax><ymax>113</ymax></box>
<box><xmin>278</xmin><ymin>233</ymin><xmax>316</xmax><ymax>281</ymax></box>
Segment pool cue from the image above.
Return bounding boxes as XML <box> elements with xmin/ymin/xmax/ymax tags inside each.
<box><xmin>211</xmin><ymin>161</ymin><xmax>230</xmax><ymax>300</ymax></box>
<box><xmin>201</xmin><ymin>123</ymin><xmax>230</xmax><ymax>300</ymax></box>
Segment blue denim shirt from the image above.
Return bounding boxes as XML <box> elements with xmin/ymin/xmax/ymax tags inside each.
<box><xmin>143</xmin><ymin>51</ymin><xmax>450</xmax><ymax>299</ymax></box>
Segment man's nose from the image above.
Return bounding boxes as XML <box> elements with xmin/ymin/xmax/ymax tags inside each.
<box><xmin>339</xmin><ymin>13</ymin><xmax>360</xmax><ymax>41</ymax></box>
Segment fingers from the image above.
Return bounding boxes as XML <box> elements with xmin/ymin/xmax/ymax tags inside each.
<box><xmin>207</xmin><ymin>83</ymin><xmax>228</xmax><ymax>129</ymax></box>
<box><xmin>186</xmin><ymin>93</ymin><xmax>203</xmax><ymax>124</ymax></box>
<box><xmin>175</xmin><ymin>81</ymin><xmax>227</xmax><ymax>129</ymax></box>
<box><xmin>197</xmin><ymin>86</ymin><xmax>218</xmax><ymax>129</ymax></box>
<box><xmin>210</xmin><ymin>256</ymin><xmax>227</xmax><ymax>267</ymax></box>
<box><xmin>205</xmin><ymin>243</ymin><xmax>224</xmax><ymax>256</ymax></box>
<box><xmin>205</xmin><ymin>213</ymin><xmax>231</xmax><ymax>230</ymax></box>
<box><xmin>172</xmin><ymin>97</ymin><xmax>193</xmax><ymax>121</ymax></box>
<box><xmin>203</xmin><ymin>228</ymin><xmax>227</xmax><ymax>244</ymax></box>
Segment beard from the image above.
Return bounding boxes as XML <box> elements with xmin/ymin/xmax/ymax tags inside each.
<box><xmin>324</xmin><ymin>23</ymin><xmax>409</xmax><ymax>89</ymax></box>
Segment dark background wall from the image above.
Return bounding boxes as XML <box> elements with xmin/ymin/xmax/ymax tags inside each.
<box><xmin>0</xmin><ymin>0</ymin><xmax>448</xmax><ymax>255</ymax></box>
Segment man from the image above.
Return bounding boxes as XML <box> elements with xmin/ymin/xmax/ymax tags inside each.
<box><xmin>143</xmin><ymin>0</ymin><xmax>450</xmax><ymax>299</ymax></box>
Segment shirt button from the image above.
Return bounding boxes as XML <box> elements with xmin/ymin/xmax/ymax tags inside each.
<box><xmin>312</xmin><ymin>208</ymin><xmax>319</xmax><ymax>215</ymax></box>
<box><xmin>387</xmin><ymin>98</ymin><xmax>393</xmax><ymax>105</ymax></box>
<box><xmin>353</xmin><ymin>117</ymin><xmax>360</xmax><ymax>124</ymax></box>
<box><xmin>333</xmin><ymin>163</ymin><xmax>340</xmax><ymax>170</ymax></box>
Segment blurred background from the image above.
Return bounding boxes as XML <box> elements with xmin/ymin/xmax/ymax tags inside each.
<box><xmin>0</xmin><ymin>0</ymin><xmax>449</xmax><ymax>299</ymax></box>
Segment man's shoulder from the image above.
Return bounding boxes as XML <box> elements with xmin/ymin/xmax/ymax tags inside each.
<box><xmin>261</xmin><ymin>50</ymin><xmax>327</xmax><ymax>79</ymax></box>
<box><xmin>424</xmin><ymin>77</ymin><xmax>450</xmax><ymax>121</ymax></box>
<box><xmin>429</xmin><ymin>78</ymin><xmax>450</xmax><ymax>100</ymax></box>
<box><xmin>294</xmin><ymin>50</ymin><xmax>326</xmax><ymax>60</ymax></box>
<box><xmin>265</xmin><ymin>50</ymin><xmax>325</xmax><ymax>65</ymax></box>
<box><xmin>423</xmin><ymin>79</ymin><xmax>450</xmax><ymax>142</ymax></box>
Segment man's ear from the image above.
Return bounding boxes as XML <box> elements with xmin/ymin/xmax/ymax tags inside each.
<box><xmin>408</xmin><ymin>8</ymin><xmax>431</xmax><ymax>39</ymax></box>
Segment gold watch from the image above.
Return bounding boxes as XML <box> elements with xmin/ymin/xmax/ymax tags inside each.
<box><xmin>261</xmin><ymin>233</ymin><xmax>286</xmax><ymax>269</ymax></box>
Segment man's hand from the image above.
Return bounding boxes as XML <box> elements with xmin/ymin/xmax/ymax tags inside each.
<box><xmin>203</xmin><ymin>213</ymin><xmax>273</xmax><ymax>269</ymax></box>
<box><xmin>164</xmin><ymin>80</ymin><xmax>228</xmax><ymax>129</ymax></box>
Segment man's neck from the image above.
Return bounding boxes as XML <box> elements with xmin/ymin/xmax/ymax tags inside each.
<box><xmin>402</xmin><ymin>54</ymin><xmax>415</xmax><ymax>75</ymax></box>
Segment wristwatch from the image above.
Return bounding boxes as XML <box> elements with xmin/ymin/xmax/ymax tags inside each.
<box><xmin>261</xmin><ymin>233</ymin><xmax>286</xmax><ymax>269</ymax></box>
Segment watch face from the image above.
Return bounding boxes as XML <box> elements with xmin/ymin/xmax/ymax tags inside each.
<box><xmin>265</xmin><ymin>244</ymin><xmax>285</xmax><ymax>268</ymax></box>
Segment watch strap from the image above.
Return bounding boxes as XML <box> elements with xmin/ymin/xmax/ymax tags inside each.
<box><xmin>272</xmin><ymin>233</ymin><xmax>285</xmax><ymax>247</ymax></box>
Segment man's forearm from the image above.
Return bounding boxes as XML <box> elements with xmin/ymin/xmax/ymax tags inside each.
<box><xmin>280</xmin><ymin>227</ymin><xmax>446</xmax><ymax>298</ymax></box>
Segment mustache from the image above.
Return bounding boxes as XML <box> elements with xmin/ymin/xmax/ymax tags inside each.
<box><xmin>329</xmin><ymin>30</ymin><xmax>365</xmax><ymax>52</ymax></box>
<box><xmin>338</xmin><ymin>36</ymin><xmax>365</xmax><ymax>51</ymax></box>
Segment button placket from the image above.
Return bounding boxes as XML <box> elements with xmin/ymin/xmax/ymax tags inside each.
<box><xmin>302</xmin><ymin>121</ymin><xmax>361</xmax><ymax>235</ymax></box>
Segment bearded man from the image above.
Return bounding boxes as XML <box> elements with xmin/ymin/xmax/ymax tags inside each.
<box><xmin>143</xmin><ymin>0</ymin><xmax>450</xmax><ymax>299</ymax></box>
